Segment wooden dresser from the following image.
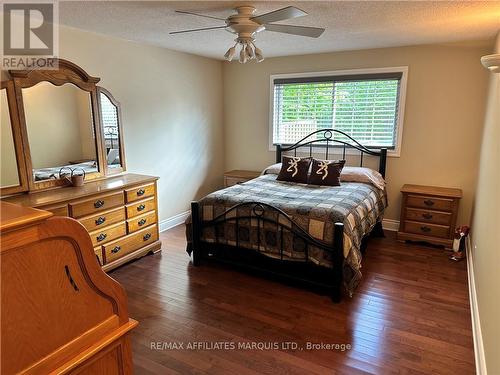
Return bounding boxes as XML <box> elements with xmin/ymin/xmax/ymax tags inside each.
<box><xmin>3</xmin><ymin>173</ymin><xmax>161</xmax><ymax>271</ymax></box>
<box><xmin>397</xmin><ymin>184</ymin><xmax>462</xmax><ymax>249</ymax></box>
<box><xmin>224</xmin><ymin>170</ymin><xmax>261</xmax><ymax>187</ymax></box>
<box><xmin>0</xmin><ymin>202</ymin><xmax>137</xmax><ymax>374</ymax></box>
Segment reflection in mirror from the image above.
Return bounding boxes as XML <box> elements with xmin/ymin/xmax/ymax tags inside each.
<box><xmin>0</xmin><ymin>88</ymin><xmax>20</xmax><ymax>188</ymax></box>
<box><xmin>100</xmin><ymin>91</ymin><xmax>122</xmax><ymax>170</ymax></box>
<box><xmin>22</xmin><ymin>82</ymin><xmax>98</xmax><ymax>181</ymax></box>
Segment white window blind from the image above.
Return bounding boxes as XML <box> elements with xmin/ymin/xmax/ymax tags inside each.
<box><xmin>272</xmin><ymin>73</ymin><xmax>402</xmax><ymax>149</ymax></box>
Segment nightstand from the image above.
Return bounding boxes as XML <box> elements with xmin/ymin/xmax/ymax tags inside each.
<box><xmin>224</xmin><ymin>170</ymin><xmax>260</xmax><ymax>187</ymax></box>
<box><xmin>397</xmin><ymin>184</ymin><xmax>462</xmax><ymax>249</ymax></box>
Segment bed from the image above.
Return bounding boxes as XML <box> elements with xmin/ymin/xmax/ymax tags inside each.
<box><xmin>186</xmin><ymin>129</ymin><xmax>388</xmax><ymax>302</ymax></box>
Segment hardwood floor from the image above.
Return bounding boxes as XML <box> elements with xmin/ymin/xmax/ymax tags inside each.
<box><xmin>110</xmin><ymin>225</ymin><xmax>475</xmax><ymax>375</ymax></box>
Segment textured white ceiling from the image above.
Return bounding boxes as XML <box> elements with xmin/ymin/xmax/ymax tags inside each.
<box><xmin>59</xmin><ymin>1</ymin><xmax>500</xmax><ymax>59</ymax></box>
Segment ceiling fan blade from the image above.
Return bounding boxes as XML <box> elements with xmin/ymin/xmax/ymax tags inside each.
<box><xmin>170</xmin><ymin>26</ymin><xmax>227</xmax><ymax>35</ymax></box>
<box><xmin>264</xmin><ymin>24</ymin><xmax>325</xmax><ymax>38</ymax></box>
<box><xmin>175</xmin><ymin>10</ymin><xmax>226</xmax><ymax>21</ymax></box>
<box><xmin>251</xmin><ymin>6</ymin><xmax>307</xmax><ymax>24</ymax></box>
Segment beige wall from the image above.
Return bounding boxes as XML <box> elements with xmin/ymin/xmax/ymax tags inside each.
<box><xmin>223</xmin><ymin>43</ymin><xmax>491</xmax><ymax>224</ymax></box>
<box><xmin>471</xmin><ymin>33</ymin><xmax>500</xmax><ymax>374</ymax></box>
<box><xmin>58</xmin><ymin>26</ymin><xmax>224</xmax><ymax>221</ymax></box>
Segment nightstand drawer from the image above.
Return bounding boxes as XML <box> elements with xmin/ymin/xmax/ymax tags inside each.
<box><xmin>406</xmin><ymin>195</ymin><xmax>454</xmax><ymax>211</ymax></box>
<box><xmin>404</xmin><ymin>221</ymin><xmax>450</xmax><ymax>239</ymax></box>
<box><xmin>405</xmin><ymin>208</ymin><xmax>452</xmax><ymax>225</ymax></box>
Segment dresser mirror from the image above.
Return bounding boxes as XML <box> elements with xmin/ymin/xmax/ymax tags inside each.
<box><xmin>1</xmin><ymin>87</ymin><xmax>20</xmax><ymax>188</ymax></box>
<box><xmin>0</xmin><ymin>81</ymin><xmax>28</xmax><ymax>195</ymax></box>
<box><xmin>1</xmin><ymin>58</ymin><xmax>126</xmax><ymax>194</ymax></box>
<box><xmin>23</xmin><ymin>82</ymin><xmax>99</xmax><ymax>182</ymax></box>
<box><xmin>98</xmin><ymin>87</ymin><xmax>125</xmax><ymax>173</ymax></box>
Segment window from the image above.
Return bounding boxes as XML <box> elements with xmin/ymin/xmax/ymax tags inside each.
<box><xmin>271</xmin><ymin>68</ymin><xmax>407</xmax><ymax>155</ymax></box>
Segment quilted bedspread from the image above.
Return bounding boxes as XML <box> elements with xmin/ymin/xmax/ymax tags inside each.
<box><xmin>186</xmin><ymin>174</ymin><xmax>387</xmax><ymax>295</ymax></box>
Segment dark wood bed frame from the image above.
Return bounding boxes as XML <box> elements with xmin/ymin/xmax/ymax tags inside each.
<box><xmin>190</xmin><ymin>129</ymin><xmax>388</xmax><ymax>302</ymax></box>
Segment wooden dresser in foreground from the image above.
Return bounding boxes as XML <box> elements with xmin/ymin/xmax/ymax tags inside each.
<box><xmin>0</xmin><ymin>202</ymin><xmax>137</xmax><ymax>374</ymax></box>
<box><xmin>3</xmin><ymin>173</ymin><xmax>161</xmax><ymax>271</ymax></box>
<box><xmin>397</xmin><ymin>184</ymin><xmax>462</xmax><ymax>249</ymax></box>
<box><xmin>224</xmin><ymin>170</ymin><xmax>261</xmax><ymax>187</ymax></box>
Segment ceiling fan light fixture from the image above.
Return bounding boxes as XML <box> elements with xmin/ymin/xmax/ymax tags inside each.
<box><xmin>224</xmin><ymin>44</ymin><xmax>237</xmax><ymax>61</ymax></box>
<box><xmin>239</xmin><ymin>43</ymin><xmax>248</xmax><ymax>63</ymax></box>
<box><xmin>246</xmin><ymin>43</ymin><xmax>255</xmax><ymax>59</ymax></box>
<box><xmin>254</xmin><ymin>45</ymin><xmax>264</xmax><ymax>62</ymax></box>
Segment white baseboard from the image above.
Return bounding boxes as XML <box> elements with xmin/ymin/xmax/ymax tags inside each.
<box><xmin>159</xmin><ymin>210</ymin><xmax>190</xmax><ymax>233</ymax></box>
<box><xmin>382</xmin><ymin>219</ymin><xmax>399</xmax><ymax>232</ymax></box>
<box><xmin>466</xmin><ymin>236</ymin><xmax>487</xmax><ymax>375</ymax></box>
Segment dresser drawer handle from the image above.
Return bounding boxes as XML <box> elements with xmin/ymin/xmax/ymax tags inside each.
<box><xmin>137</xmin><ymin>204</ymin><xmax>146</xmax><ymax>212</ymax></box>
<box><xmin>143</xmin><ymin>233</ymin><xmax>152</xmax><ymax>241</ymax></box>
<box><xmin>137</xmin><ymin>189</ymin><xmax>145</xmax><ymax>196</ymax></box>
<box><xmin>94</xmin><ymin>200</ymin><xmax>105</xmax><ymax>208</ymax></box>
<box><xmin>95</xmin><ymin>216</ymin><xmax>106</xmax><ymax>226</ymax></box>
<box><xmin>96</xmin><ymin>233</ymin><xmax>107</xmax><ymax>242</ymax></box>
<box><xmin>423</xmin><ymin>199</ymin><xmax>434</xmax><ymax>206</ymax></box>
<box><xmin>111</xmin><ymin>246</ymin><xmax>121</xmax><ymax>254</ymax></box>
<box><xmin>138</xmin><ymin>218</ymin><xmax>147</xmax><ymax>226</ymax></box>
<box><xmin>422</xmin><ymin>213</ymin><xmax>433</xmax><ymax>220</ymax></box>
<box><xmin>420</xmin><ymin>226</ymin><xmax>431</xmax><ymax>233</ymax></box>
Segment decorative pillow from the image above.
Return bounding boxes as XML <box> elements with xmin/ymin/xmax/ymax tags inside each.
<box><xmin>308</xmin><ymin>159</ymin><xmax>346</xmax><ymax>186</ymax></box>
<box><xmin>277</xmin><ymin>156</ymin><xmax>311</xmax><ymax>183</ymax></box>
<box><xmin>340</xmin><ymin>167</ymin><xmax>386</xmax><ymax>190</ymax></box>
<box><xmin>261</xmin><ymin>163</ymin><xmax>282</xmax><ymax>175</ymax></box>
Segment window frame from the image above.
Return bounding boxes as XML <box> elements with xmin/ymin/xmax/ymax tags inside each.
<box><xmin>268</xmin><ymin>66</ymin><xmax>408</xmax><ymax>157</ymax></box>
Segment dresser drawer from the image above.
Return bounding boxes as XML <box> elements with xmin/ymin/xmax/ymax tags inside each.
<box><xmin>126</xmin><ymin>197</ymin><xmax>155</xmax><ymax>218</ymax></box>
<box><xmin>103</xmin><ymin>224</ymin><xmax>158</xmax><ymax>263</ymax></box>
<box><xmin>94</xmin><ymin>246</ymin><xmax>104</xmax><ymax>266</ymax></box>
<box><xmin>79</xmin><ymin>206</ymin><xmax>126</xmax><ymax>232</ymax></box>
<box><xmin>38</xmin><ymin>203</ymin><xmax>68</xmax><ymax>217</ymax></box>
<box><xmin>405</xmin><ymin>207</ymin><xmax>452</xmax><ymax>225</ymax></box>
<box><xmin>89</xmin><ymin>221</ymin><xmax>127</xmax><ymax>247</ymax></box>
<box><xmin>70</xmin><ymin>191</ymin><xmax>124</xmax><ymax>218</ymax></box>
<box><xmin>127</xmin><ymin>210</ymin><xmax>156</xmax><ymax>233</ymax></box>
<box><xmin>406</xmin><ymin>195</ymin><xmax>453</xmax><ymax>212</ymax></box>
<box><xmin>404</xmin><ymin>221</ymin><xmax>450</xmax><ymax>239</ymax></box>
<box><xmin>125</xmin><ymin>183</ymin><xmax>155</xmax><ymax>203</ymax></box>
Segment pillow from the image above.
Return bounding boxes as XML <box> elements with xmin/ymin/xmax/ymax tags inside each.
<box><xmin>340</xmin><ymin>166</ymin><xmax>386</xmax><ymax>190</ymax></box>
<box><xmin>262</xmin><ymin>163</ymin><xmax>281</xmax><ymax>175</ymax></box>
<box><xmin>308</xmin><ymin>159</ymin><xmax>346</xmax><ymax>186</ymax></box>
<box><xmin>277</xmin><ymin>156</ymin><xmax>311</xmax><ymax>183</ymax></box>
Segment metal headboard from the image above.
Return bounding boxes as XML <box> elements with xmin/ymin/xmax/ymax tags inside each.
<box><xmin>275</xmin><ymin>129</ymin><xmax>388</xmax><ymax>178</ymax></box>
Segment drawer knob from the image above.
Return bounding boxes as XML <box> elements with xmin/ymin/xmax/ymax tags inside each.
<box><xmin>95</xmin><ymin>216</ymin><xmax>106</xmax><ymax>225</ymax></box>
<box><xmin>423</xmin><ymin>199</ymin><xmax>434</xmax><ymax>206</ymax></box>
<box><xmin>420</xmin><ymin>226</ymin><xmax>431</xmax><ymax>233</ymax></box>
<box><xmin>137</xmin><ymin>204</ymin><xmax>146</xmax><ymax>212</ymax></box>
<box><xmin>111</xmin><ymin>246</ymin><xmax>121</xmax><ymax>254</ymax></box>
<box><xmin>138</xmin><ymin>218</ymin><xmax>147</xmax><ymax>226</ymax></box>
<box><xmin>96</xmin><ymin>233</ymin><xmax>107</xmax><ymax>242</ymax></box>
<box><xmin>143</xmin><ymin>233</ymin><xmax>152</xmax><ymax>241</ymax></box>
<box><xmin>422</xmin><ymin>213</ymin><xmax>433</xmax><ymax>220</ymax></box>
<box><xmin>94</xmin><ymin>200</ymin><xmax>105</xmax><ymax>208</ymax></box>
<box><xmin>137</xmin><ymin>189</ymin><xmax>145</xmax><ymax>196</ymax></box>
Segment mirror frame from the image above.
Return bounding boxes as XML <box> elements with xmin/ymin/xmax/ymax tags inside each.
<box><xmin>8</xmin><ymin>59</ymin><xmax>112</xmax><ymax>191</ymax></box>
<box><xmin>97</xmin><ymin>86</ymin><xmax>126</xmax><ymax>175</ymax></box>
<box><xmin>0</xmin><ymin>79</ymin><xmax>30</xmax><ymax>195</ymax></box>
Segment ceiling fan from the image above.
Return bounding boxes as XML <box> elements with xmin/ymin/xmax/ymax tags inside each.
<box><xmin>170</xmin><ymin>5</ymin><xmax>325</xmax><ymax>63</ymax></box>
